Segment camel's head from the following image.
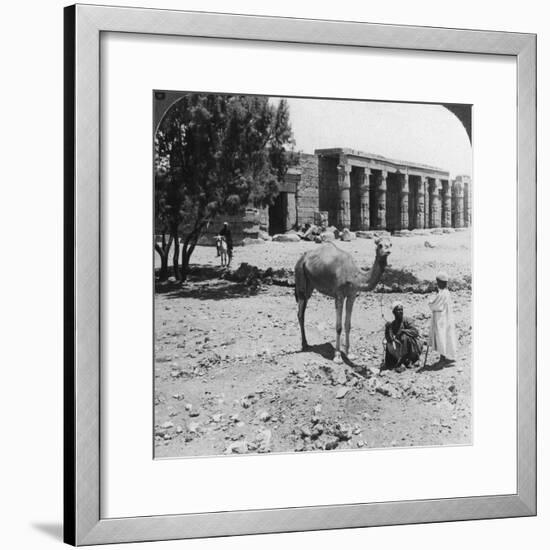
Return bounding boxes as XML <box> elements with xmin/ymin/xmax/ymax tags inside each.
<box><xmin>374</xmin><ymin>237</ymin><xmax>392</xmax><ymax>267</ymax></box>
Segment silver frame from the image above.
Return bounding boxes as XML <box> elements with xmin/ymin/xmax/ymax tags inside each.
<box><xmin>64</xmin><ymin>3</ymin><xmax>536</xmax><ymax>545</ymax></box>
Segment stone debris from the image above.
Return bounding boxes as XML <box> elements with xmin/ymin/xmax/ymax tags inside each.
<box><xmin>317</xmin><ymin>230</ymin><xmax>336</xmax><ymax>243</ymax></box>
<box><xmin>335</xmin><ymin>387</ymin><xmax>350</xmax><ymax>399</ymax></box>
<box><xmin>225</xmin><ymin>440</ymin><xmax>248</xmax><ymax>454</ymax></box>
<box><xmin>257</xmin><ymin>410</ymin><xmax>272</xmax><ymax>422</ymax></box>
<box><xmin>249</xmin><ymin>428</ymin><xmax>272</xmax><ymax>453</ymax></box>
<box><xmin>320</xmin><ymin>363</ymin><xmax>348</xmax><ymax>386</ymax></box>
<box><xmin>154</xmin><ymin>229</ymin><xmax>471</xmax><ymax>458</ymax></box>
<box><xmin>356</xmin><ymin>230</ymin><xmax>391</xmax><ymax>239</ymax></box>
<box><xmin>340</xmin><ymin>228</ymin><xmax>357</xmax><ymax>241</ymax></box>
<box><xmin>188</xmin><ymin>422</ymin><xmax>200</xmax><ymax>434</ymax></box>
<box><xmin>272</xmin><ymin>233</ymin><xmax>301</xmax><ymax>243</ymax></box>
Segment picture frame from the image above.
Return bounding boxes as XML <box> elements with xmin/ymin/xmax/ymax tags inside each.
<box><xmin>64</xmin><ymin>3</ymin><xmax>536</xmax><ymax>546</ymax></box>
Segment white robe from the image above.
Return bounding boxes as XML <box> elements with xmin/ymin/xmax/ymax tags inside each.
<box><xmin>428</xmin><ymin>288</ymin><xmax>457</xmax><ymax>360</ymax></box>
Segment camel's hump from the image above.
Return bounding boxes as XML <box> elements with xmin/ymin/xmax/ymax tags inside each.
<box><xmin>299</xmin><ymin>242</ymin><xmax>358</xmax><ymax>270</ymax></box>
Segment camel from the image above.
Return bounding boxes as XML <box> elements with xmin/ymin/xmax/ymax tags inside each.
<box><xmin>294</xmin><ymin>237</ymin><xmax>392</xmax><ymax>363</ymax></box>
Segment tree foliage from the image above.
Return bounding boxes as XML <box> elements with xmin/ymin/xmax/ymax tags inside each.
<box><xmin>154</xmin><ymin>93</ymin><xmax>296</xmax><ymax>280</ymax></box>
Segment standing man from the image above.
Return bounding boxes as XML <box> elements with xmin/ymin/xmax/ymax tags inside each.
<box><xmin>218</xmin><ymin>222</ymin><xmax>233</xmax><ymax>263</ymax></box>
<box><xmin>428</xmin><ymin>271</ymin><xmax>457</xmax><ymax>365</ymax></box>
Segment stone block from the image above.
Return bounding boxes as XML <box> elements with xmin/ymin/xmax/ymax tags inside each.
<box><xmin>272</xmin><ymin>233</ymin><xmax>301</xmax><ymax>243</ymax></box>
<box><xmin>340</xmin><ymin>228</ymin><xmax>357</xmax><ymax>241</ymax></box>
<box><xmin>319</xmin><ymin>231</ymin><xmax>336</xmax><ymax>242</ymax></box>
<box><xmin>356</xmin><ymin>230</ymin><xmax>390</xmax><ymax>239</ymax></box>
<box><xmin>314</xmin><ymin>211</ymin><xmax>329</xmax><ymax>227</ymax></box>
<box><xmin>257</xmin><ymin>230</ymin><xmax>272</xmax><ymax>241</ymax></box>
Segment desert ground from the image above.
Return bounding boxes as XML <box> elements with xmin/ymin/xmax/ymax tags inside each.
<box><xmin>154</xmin><ymin>229</ymin><xmax>472</xmax><ymax>458</ymax></box>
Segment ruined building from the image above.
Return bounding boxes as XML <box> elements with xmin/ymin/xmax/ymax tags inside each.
<box><xmin>201</xmin><ymin>148</ymin><xmax>471</xmax><ymax>244</ymax></box>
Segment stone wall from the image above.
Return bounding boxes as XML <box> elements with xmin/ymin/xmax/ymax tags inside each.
<box><xmin>197</xmin><ymin>208</ymin><xmax>263</xmax><ymax>246</ymax></box>
<box><xmin>318</xmin><ymin>156</ymin><xmax>339</xmax><ymax>227</ymax></box>
<box><xmin>295</xmin><ymin>153</ymin><xmax>319</xmax><ymax>227</ymax></box>
<box><xmin>180</xmin><ymin>160</ymin><xmax>471</xmax><ymax>244</ymax></box>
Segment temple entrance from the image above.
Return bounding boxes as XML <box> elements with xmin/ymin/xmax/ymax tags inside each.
<box><xmin>268</xmin><ymin>191</ymin><xmax>296</xmax><ymax>235</ymax></box>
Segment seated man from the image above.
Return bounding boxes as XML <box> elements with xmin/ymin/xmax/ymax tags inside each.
<box><xmin>384</xmin><ymin>301</ymin><xmax>422</xmax><ymax>373</ymax></box>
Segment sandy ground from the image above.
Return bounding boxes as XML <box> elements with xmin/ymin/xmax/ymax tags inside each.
<box><xmin>156</xmin><ymin>229</ymin><xmax>472</xmax><ymax>283</ymax></box>
<box><xmin>154</xmin><ymin>230</ymin><xmax>471</xmax><ymax>458</ymax></box>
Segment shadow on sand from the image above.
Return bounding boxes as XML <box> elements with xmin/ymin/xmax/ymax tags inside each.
<box><xmin>156</xmin><ymin>279</ymin><xmax>261</xmax><ymax>301</ymax></box>
<box><xmin>297</xmin><ymin>342</ymin><xmax>369</xmax><ymax>375</ymax></box>
<box><xmin>417</xmin><ymin>361</ymin><xmax>446</xmax><ymax>373</ymax></box>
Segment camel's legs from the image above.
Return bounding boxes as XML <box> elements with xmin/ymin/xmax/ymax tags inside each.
<box><xmin>297</xmin><ymin>298</ymin><xmax>309</xmax><ymax>350</ymax></box>
<box><xmin>344</xmin><ymin>294</ymin><xmax>356</xmax><ymax>356</ymax></box>
<box><xmin>334</xmin><ymin>296</ymin><xmax>344</xmax><ymax>362</ymax></box>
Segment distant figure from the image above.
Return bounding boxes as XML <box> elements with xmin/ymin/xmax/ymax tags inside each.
<box><xmin>428</xmin><ymin>271</ymin><xmax>457</xmax><ymax>365</ymax></box>
<box><xmin>215</xmin><ymin>235</ymin><xmax>229</xmax><ymax>267</ymax></box>
<box><xmin>218</xmin><ymin>222</ymin><xmax>233</xmax><ymax>264</ymax></box>
<box><xmin>384</xmin><ymin>301</ymin><xmax>422</xmax><ymax>373</ymax></box>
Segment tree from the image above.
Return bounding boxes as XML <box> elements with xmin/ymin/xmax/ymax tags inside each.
<box><xmin>154</xmin><ymin>94</ymin><xmax>296</xmax><ymax>281</ymax></box>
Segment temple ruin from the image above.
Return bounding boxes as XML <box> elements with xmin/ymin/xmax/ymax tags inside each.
<box><xmin>312</xmin><ymin>148</ymin><xmax>471</xmax><ymax>232</ymax></box>
<box><xmin>200</xmin><ymin>148</ymin><xmax>471</xmax><ymax>244</ymax></box>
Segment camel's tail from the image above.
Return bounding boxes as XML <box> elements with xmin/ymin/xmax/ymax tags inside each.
<box><xmin>294</xmin><ymin>253</ymin><xmax>309</xmax><ymax>302</ymax></box>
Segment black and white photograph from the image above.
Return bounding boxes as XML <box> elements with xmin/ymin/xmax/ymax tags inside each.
<box><xmin>153</xmin><ymin>92</ymin><xmax>473</xmax><ymax>458</ymax></box>
<box><xmin>2</xmin><ymin>0</ymin><xmax>544</xmax><ymax>548</ymax></box>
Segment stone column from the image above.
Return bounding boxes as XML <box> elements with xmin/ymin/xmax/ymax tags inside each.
<box><xmin>375</xmin><ymin>170</ymin><xmax>387</xmax><ymax>230</ymax></box>
<box><xmin>359</xmin><ymin>168</ymin><xmax>371</xmax><ymax>230</ymax></box>
<box><xmin>464</xmin><ymin>180</ymin><xmax>471</xmax><ymax>226</ymax></box>
<box><xmin>336</xmin><ymin>162</ymin><xmax>351</xmax><ymax>229</ymax></box>
<box><xmin>452</xmin><ymin>180</ymin><xmax>464</xmax><ymax>228</ymax></box>
<box><xmin>430</xmin><ymin>178</ymin><xmax>442</xmax><ymax>228</ymax></box>
<box><xmin>398</xmin><ymin>172</ymin><xmax>409</xmax><ymax>230</ymax></box>
<box><xmin>424</xmin><ymin>177</ymin><xmax>430</xmax><ymax>228</ymax></box>
<box><xmin>442</xmin><ymin>181</ymin><xmax>452</xmax><ymax>228</ymax></box>
<box><xmin>416</xmin><ymin>176</ymin><xmax>426</xmax><ymax>229</ymax></box>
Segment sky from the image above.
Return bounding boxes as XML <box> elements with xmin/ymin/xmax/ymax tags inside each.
<box><xmin>271</xmin><ymin>97</ymin><xmax>472</xmax><ymax>179</ymax></box>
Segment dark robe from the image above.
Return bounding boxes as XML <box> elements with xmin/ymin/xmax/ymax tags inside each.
<box><xmin>219</xmin><ymin>225</ymin><xmax>233</xmax><ymax>254</ymax></box>
<box><xmin>384</xmin><ymin>316</ymin><xmax>422</xmax><ymax>368</ymax></box>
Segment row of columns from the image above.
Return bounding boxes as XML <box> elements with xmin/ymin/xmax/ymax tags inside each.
<box><xmin>336</xmin><ymin>163</ymin><xmax>467</xmax><ymax>231</ymax></box>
